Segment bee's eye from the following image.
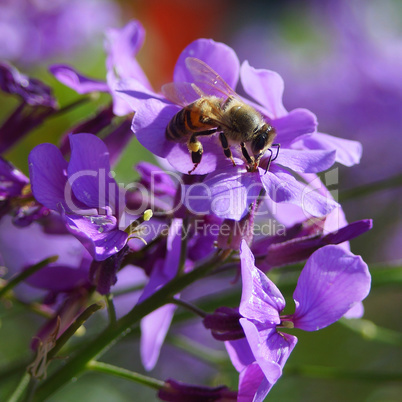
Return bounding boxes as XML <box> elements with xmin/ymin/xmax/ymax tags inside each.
<box><xmin>251</xmin><ymin>133</ymin><xmax>268</xmax><ymax>153</ymax></box>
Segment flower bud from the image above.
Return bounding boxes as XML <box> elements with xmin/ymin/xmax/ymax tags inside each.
<box><xmin>203</xmin><ymin>307</ymin><xmax>244</xmax><ymax>341</ymax></box>
<box><xmin>158</xmin><ymin>379</ymin><xmax>237</xmax><ymax>402</ymax></box>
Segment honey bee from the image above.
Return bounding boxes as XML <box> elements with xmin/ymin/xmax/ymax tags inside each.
<box><xmin>163</xmin><ymin>57</ymin><xmax>279</xmax><ymax>174</ymax></box>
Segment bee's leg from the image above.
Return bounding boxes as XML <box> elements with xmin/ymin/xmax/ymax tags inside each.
<box><xmin>219</xmin><ymin>132</ymin><xmax>236</xmax><ymax>166</ymax></box>
<box><xmin>187</xmin><ymin>129</ymin><xmax>218</xmax><ymax>174</ymax></box>
<box><xmin>187</xmin><ymin>134</ymin><xmax>203</xmax><ymax>174</ymax></box>
<box><xmin>240</xmin><ymin>142</ymin><xmax>256</xmax><ymax>170</ymax></box>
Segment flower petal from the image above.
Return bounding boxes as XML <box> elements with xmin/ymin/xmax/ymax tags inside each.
<box><xmin>105</xmin><ymin>20</ymin><xmax>150</xmax><ymax>88</ymax></box>
<box><xmin>49</xmin><ymin>64</ymin><xmax>108</xmax><ymax>94</ymax></box>
<box><xmin>225</xmin><ymin>338</ymin><xmax>256</xmax><ymax>373</ymax></box>
<box><xmin>184</xmin><ymin>168</ymin><xmax>263</xmax><ymax>220</ymax></box>
<box><xmin>174</xmin><ymin>39</ymin><xmax>240</xmax><ymax>90</ymax></box>
<box><xmin>28</xmin><ymin>143</ymin><xmax>68</xmax><ymax>211</ymax></box>
<box><xmin>139</xmin><ymin>219</ymin><xmax>182</xmax><ymax>302</ymax></box>
<box><xmin>343</xmin><ymin>302</ymin><xmax>365</xmax><ymax>319</ymax></box>
<box><xmin>240</xmin><ymin>61</ymin><xmax>287</xmax><ymax>118</ymax></box>
<box><xmin>272</xmin><ymin>108</ymin><xmax>317</xmax><ymax>146</ymax></box>
<box><xmin>140</xmin><ymin>304</ymin><xmax>177</xmax><ymax>371</ymax></box>
<box><xmin>139</xmin><ymin>219</ymin><xmax>182</xmax><ymax>370</ymax></box>
<box><xmin>323</xmin><ymin>219</ymin><xmax>373</xmax><ymax>244</ymax></box>
<box><xmin>62</xmin><ymin>212</ymin><xmax>128</xmax><ymax>261</ymax></box>
<box><xmin>274</xmin><ymin>148</ymin><xmax>336</xmax><ymax>173</ymax></box>
<box><xmin>105</xmin><ymin>21</ymin><xmax>152</xmax><ymax>115</ymax></box>
<box><xmin>239</xmin><ymin>241</ymin><xmax>284</xmax><ymax>324</ymax></box>
<box><xmin>136</xmin><ymin>162</ymin><xmax>177</xmax><ymax>197</ymax></box>
<box><xmin>68</xmin><ymin>133</ymin><xmax>117</xmax><ymax>209</ymax></box>
<box><xmin>238</xmin><ymin>362</ymin><xmax>272</xmax><ymax>402</ymax></box>
<box><xmin>1</xmin><ymin>62</ymin><xmax>56</xmax><ymax>107</ymax></box>
<box><xmin>117</xmin><ymin>80</ymin><xmax>177</xmax><ymax>158</ymax></box>
<box><xmin>0</xmin><ymin>157</ymin><xmax>29</xmax><ymax>198</ymax></box>
<box><xmin>292</xmin><ymin>245</ymin><xmax>371</xmax><ymax>331</ymax></box>
<box><xmin>26</xmin><ymin>264</ymin><xmax>89</xmax><ymax>292</ymax></box>
<box><xmin>166</xmin><ymin>135</ymin><xmax>230</xmax><ymax>175</ymax></box>
<box><xmin>300</xmin><ymin>132</ymin><xmax>362</xmax><ymax>167</ymax></box>
<box><xmin>0</xmin><ymin>215</ymin><xmax>85</xmax><ymax>281</ymax></box>
<box><xmin>261</xmin><ymin>166</ymin><xmax>339</xmax><ymax>217</ymax></box>
<box><xmin>240</xmin><ymin>319</ymin><xmax>297</xmax><ymax>384</ymax></box>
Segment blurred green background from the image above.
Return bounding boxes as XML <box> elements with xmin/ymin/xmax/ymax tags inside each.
<box><xmin>1</xmin><ymin>0</ymin><xmax>401</xmax><ymax>401</ymax></box>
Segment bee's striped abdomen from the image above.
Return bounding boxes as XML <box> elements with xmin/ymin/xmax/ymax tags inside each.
<box><xmin>165</xmin><ymin>99</ymin><xmax>219</xmax><ymax>142</ymax></box>
<box><xmin>166</xmin><ymin>109</ymin><xmax>188</xmax><ymax>141</ymax></box>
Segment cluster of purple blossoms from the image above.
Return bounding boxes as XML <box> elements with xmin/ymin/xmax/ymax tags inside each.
<box><xmin>0</xmin><ymin>18</ymin><xmax>374</xmax><ymax>402</ymax></box>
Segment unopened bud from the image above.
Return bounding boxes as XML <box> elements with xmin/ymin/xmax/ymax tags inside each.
<box><xmin>158</xmin><ymin>379</ymin><xmax>237</xmax><ymax>401</ymax></box>
<box><xmin>203</xmin><ymin>307</ymin><xmax>245</xmax><ymax>341</ymax></box>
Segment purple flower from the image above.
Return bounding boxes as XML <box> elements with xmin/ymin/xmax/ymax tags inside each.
<box><xmin>0</xmin><ymin>62</ymin><xmax>57</xmax><ymax>153</ymax></box>
<box><xmin>28</xmin><ymin>133</ymin><xmax>128</xmax><ymax>261</ymax></box>
<box><xmin>117</xmin><ymin>39</ymin><xmax>343</xmax><ymax>221</ymax></box>
<box><xmin>0</xmin><ymin>157</ymin><xmax>29</xmax><ymax>200</ymax></box>
<box><xmin>0</xmin><ymin>156</ymin><xmax>50</xmax><ymax>226</ymax></box>
<box><xmin>57</xmin><ymin>105</ymin><xmax>133</xmax><ymax>166</ymax></box>
<box><xmin>117</xmin><ymin>38</ymin><xmax>335</xmax><ymax>174</ymax></box>
<box><xmin>105</xmin><ymin>20</ymin><xmax>152</xmax><ymax>116</ymax></box>
<box><xmin>0</xmin><ymin>62</ymin><xmax>56</xmax><ymax>107</ymax></box>
<box><xmin>226</xmin><ymin>241</ymin><xmax>371</xmax><ymax>400</ymax></box>
<box><xmin>251</xmin><ymin>217</ymin><xmax>373</xmax><ymax>271</ymax></box>
<box><xmin>50</xmin><ymin>20</ymin><xmax>149</xmax><ymax>116</ymax></box>
<box><xmin>49</xmin><ymin>20</ymin><xmax>148</xmax><ymax>162</ymax></box>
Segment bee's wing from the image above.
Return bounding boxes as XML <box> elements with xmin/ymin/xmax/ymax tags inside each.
<box><xmin>185</xmin><ymin>57</ymin><xmax>239</xmax><ymax>99</ymax></box>
<box><xmin>161</xmin><ymin>82</ymin><xmax>205</xmax><ymax>107</ymax></box>
<box><xmin>162</xmin><ymin>79</ymin><xmax>226</xmax><ymax>127</ymax></box>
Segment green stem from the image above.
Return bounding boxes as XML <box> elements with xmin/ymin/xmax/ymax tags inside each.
<box><xmin>0</xmin><ymin>256</ymin><xmax>58</xmax><ymax>298</ymax></box>
<box><xmin>6</xmin><ymin>372</ymin><xmax>30</xmax><ymax>402</ymax></box>
<box><xmin>50</xmin><ymin>96</ymin><xmax>93</xmax><ymax>118</ymax></box>
<box><xmin>32</xmin><ymin>254</ymin><xmax>223</xmax><ymax>401</ymax></box>
<box><xmin>47</xmin><ymin>301</ymin><xmax>105</xmax><ymax>361</ymax></box>
<box><xmin>339</xmin><ymin>173</ymin><xmax>402</xmax><ymax>202</ymax></box>
<box><xmin>24</xmin><ymin>377</ymin><xmax>38</xmax><ymax>402</ymax></box>
<box><xmin>170</xmin><ymin>297</ymin><xmax>208</xmax><ymax>318</ymax></box>
<box><xmin>86</xmin><ymin>361</ymin><xmax>164</xmax><ymax>390</ymax></box>
<box><xmin>105</xmin><ymin>294</ymin><xmax>116</xmax><ymax>325</ymax></box>
<box><xmin>285</xmin><ymin>364</ymin><xmax>402</xmax><ymax>382</ymax></box>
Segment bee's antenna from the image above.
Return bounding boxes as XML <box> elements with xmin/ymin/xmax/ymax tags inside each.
<box><xmin>264</xmin><ymin>143</ymin><xmax>280</xmax><ymax>175</ymax></box>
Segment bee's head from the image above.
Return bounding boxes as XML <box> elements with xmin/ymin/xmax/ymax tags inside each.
<box><xmin>250</xmin><ymin>124</ymin><xmax>276</xmax><ymax>160</ymax></box>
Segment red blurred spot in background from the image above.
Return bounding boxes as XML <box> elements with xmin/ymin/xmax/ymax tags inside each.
<box><xmin>131</xmin><ymin>0</ymin><xmax>230</xmax><ymax>89</ymax></box>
